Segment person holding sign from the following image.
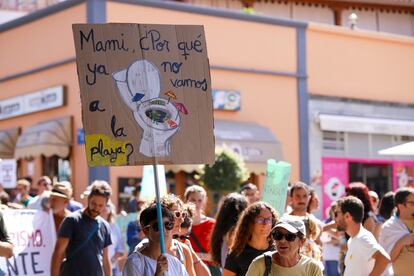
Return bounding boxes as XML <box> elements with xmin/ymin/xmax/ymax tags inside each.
<box><xmin>51</xmin><ymin>181</ymin><xmax>112</xmax><ymax>276</ymax></box>
<box><xmin>123</xmin><ymin>203</ymin><xmax>188</xmax><ymax>275</ymax></box>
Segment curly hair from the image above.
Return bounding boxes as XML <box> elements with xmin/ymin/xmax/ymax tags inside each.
<box><xmin>181</xmin><ymin>203</ymin><xmax>196</xmax><ymax>229</ymax></box>
<box><xmin>346</xmin><ymin>182</ymin><xmax>373</xmax><ymax>222</ymax></box>
<box><xmin>156</xmin><ymin>193</ymin><xmax>184</xmax><ymax>211</ymax></box>
<box><xmin>229</xmin><ymin>201</ymin><xmax>279</xmax><ymax>257</ymax></box>
<box><xmin>210</xmin><ymin>193</ymin><xmax>248</xmax><ymax>265</ymax></box>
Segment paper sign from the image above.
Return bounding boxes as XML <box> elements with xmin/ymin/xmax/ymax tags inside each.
<box><xmin>140</xmin><ymin>165</ymin><xmax>168</xmax><ymax>201</ymax></box>
<box><xmin>0</xmin><ymin>209</ymin><xmax>56</xmax><ymax>276</ymax></box>
<box><xmin>72</xmin><ymin>23</ymin><xmax>215</xmax><ymax>166</ymax></box>
<box><xmin>0</xmin><ymin>159</ymin><xmax>17</xmax><ymax>188</ymax></box>
<box><xmin>261</xmin><ymin>159</ymin><xmax>291</xmax><ymax>217</ymax></box>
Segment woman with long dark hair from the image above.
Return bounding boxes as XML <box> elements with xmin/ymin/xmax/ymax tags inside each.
<box><xmin>210</xmin><ymin>193</ymin><xmax>249</xmax><ymax>268</ymax></box>
<box><xmin>223</xmin><ymin>202</ymin><xmax>278</xmax><ymax>276</ymax></box>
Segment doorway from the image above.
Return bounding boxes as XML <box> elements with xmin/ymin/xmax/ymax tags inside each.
<box><xmin>348</xmin><ymin>162</ymin><xmax>392</xmax><ymax>198</ymax></box>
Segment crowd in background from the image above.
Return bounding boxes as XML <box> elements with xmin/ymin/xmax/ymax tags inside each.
<box><xmin>0</xmin><ymin>175</ymin><xmax>413</xmax><ymax>276</ymax></box>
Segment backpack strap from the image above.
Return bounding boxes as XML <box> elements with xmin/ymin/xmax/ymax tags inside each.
<box><xmin>263</xmin><ymin>251</ymin><xmax>273</xmax><ymax>276</ymax></box>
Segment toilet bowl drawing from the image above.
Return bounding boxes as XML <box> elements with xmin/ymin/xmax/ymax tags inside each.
<box><xmin>112</xmin><ymin>59</ymin><xmax>180</xmax><ymax>157</ymax></box>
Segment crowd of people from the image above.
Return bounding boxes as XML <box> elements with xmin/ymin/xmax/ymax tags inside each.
<box><xmin>0</xmin><ymin>175</ymin><xmax>413</xmax><ymax>276</ymax></box>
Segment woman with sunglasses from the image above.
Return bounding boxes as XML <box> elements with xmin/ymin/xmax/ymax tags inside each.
<box><xmin>223</xmin><ymin>201</ymin><xmax>278</xmax><ymax>276</ymax></box>
<box><xmin>123</xmin><ymin>203</ymin><xmax>188</xmax><ymax>275</ymax></box>
<box><xmin>246</xmin><ymin>216</ymin><xmax>323</xmax><ymax>276</ymax></box>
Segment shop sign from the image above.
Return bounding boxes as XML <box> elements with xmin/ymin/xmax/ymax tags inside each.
<box><xmin>0</xmin><ymin>159</ymin><xmax>16</xmax><ymax>189</ymax></box>
<box><xmin>72</xmin><ymin>24</ymin><xmax>215</xmax><ymax>166</ymax></box>
<box><xmin>0</xmin><ymin>86</ymin><xmax>64</xmax><ymax>120</ymax></box>
<box><xmin>212</xmin><ymin>90</ymin><xmax>240</xmax><ymax>110</ymax></box>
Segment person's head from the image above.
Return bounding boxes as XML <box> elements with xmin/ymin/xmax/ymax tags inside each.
<box><xmin>240</xmin><ymin>183</ymin><xmax>259</xmax><ymax>205</ymax></box>
<box><xmin>335</xmin><ymin>196</ymin><xmax>364</xmax><ymax>232</ymax></box>
<box><xmin>16</xmin><ymin>179</ymin><xmax>30</xmax><ymax>197</ymax></box>
<box><xmin>306</xmin><ymin>187</ymin><xmax>319</xmax><ymax>214</ymax></box>
<box><xmin>0</xmin><ymin>191</ymin><xmax>10</xmax><ymax>205</ymax></box>
<box><xmin>290</xmin><ymin>182</ymin><xmax>310</xmax><ymax>215</ymax></box>
<box><xmin>184</xmin><ymin>185</ymin><xmax>207</xmax><ymax>212</ymax></box>
<box><xmin>31</xmin><ymin>176</ymin><xmax>52</xmax><ymax>195</ymax></box>
<box><xmin>158</xmin><ymin>193</ymin><xmax>185</xmax><ymax>235</ymax></box>
<box><xmin>85</xmin><ymin>180</ymin><xmax>112</xmax><ymax>218</ymax></box>
<box><xmin>271</xmin><ymin>216</ymin><xmax>306</xmax><ymax>259</ymax></box>
<box><xmin>211</xmin><ymin>193</ymin><xmax>249</xmax><ymax>265</ymax></box>
<box><xmin>327</xmin><ymin>201</ymin><xmax>338</xmax><ymax>220</ymax></box>
<box><xmin>378</xmin><ymin>191</ymin><xmax>395</xmax><ymax>220</ymax></box>
<box><xmin>230</xmin><ymin>201</ymin><xmax>278</xmax><ymax>256</ymax></box>
<box><xmin>345</xmin><ymin>182</ymin><xmax>373</xmax><ymax>219</ymax></box>
<box><xmin>180</xmin><ymin>203</ymin><xmax>195</xmax><ymax>233</ymax></box>
<box><xmin>49</xmin><ymin>182</ymin><xmax>71</xmax><ymax>214</ymax></box>
<box><xmin>140</xmin><ymin>203</ymin><xmax>174</xmax><ymax>243</ymax></box>
<box><xmin>369</xmin><ymin>190</ymin><xmax>379</xmax><ymax>213</ymax></box>
<box><xmin>394</xmin><ymin>187</ymin><xmax>414</xmax><ymax>219</ymax></box>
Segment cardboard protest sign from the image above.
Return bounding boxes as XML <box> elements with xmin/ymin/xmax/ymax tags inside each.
<box><xmin>0</xmin><ymin>209</ymin><xmax>56</xmax><ymax>276</ymax></box>
<box><xmin>261</xmin><ymin>159</ymin><xmax>291</xmax><ymax>217</ymax></box>
<box><xmin>72</xmin><ymin>24</ymin><xmax>215</xmax><ymax>166</ymax></box>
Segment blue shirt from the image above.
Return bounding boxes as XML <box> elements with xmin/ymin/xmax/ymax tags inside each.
<box><xmin>58</xmin><ymin>210</ymin><xmax>112</xmax><ymax>276</ymax></box>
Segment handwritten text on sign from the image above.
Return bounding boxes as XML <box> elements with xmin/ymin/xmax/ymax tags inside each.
<box><xmin>73</xmin><ymin>24</ymin><xmax>215</xmax><ymax>167</ymax></box>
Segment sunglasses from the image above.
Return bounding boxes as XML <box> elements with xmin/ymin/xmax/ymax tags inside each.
<box><xmin>173</xmin><ymin>234</ymin><xmax>189</xmax><ymax>240</ymax></box>
<box><xmin>174</xmin><ymin>210</ymin><xmax>187</xmax><ymax>219</ymax></box>
<box><xmin>255</xmin><ymin>217</ymin><xmax>273</xmax><ymax>225</ymax></box>
<box><xmin>146</xmin><ymin>221</ymin><xmax>174</xmax><ymax>232</ymax></box>
<box><xmin>272</xmin><ymin>231</ymin><xmax>298</xmax><ymax>242</ymax></box>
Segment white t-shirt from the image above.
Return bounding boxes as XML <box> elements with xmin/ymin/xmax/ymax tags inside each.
<box><xmin>122</xmin><ymin>252</ymin><xmax>188</xmax><ymax>276</ymax></box>
<box><xmin>344</xmin><ymin>226</ymin><xmax>389</xmax><ymax>276</ymax></box>
<box><xmin>379</xmin><ymin>215</ymin><xmax>410</xmax><ymax>276</ymax></box>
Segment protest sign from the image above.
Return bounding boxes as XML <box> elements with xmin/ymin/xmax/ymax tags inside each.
<box><xmin>72</xmin><ymin>24</ymin><xmax>215</xmax><ymax>167</ymax></box>
<box><xmin>0</xmin><ymin>209</ymin><xmax>56</xmax><ymax>276</ymax></box>
<box><xmin>261</xmin><ymin>159</ymin><xmax>291</xmax><ymax>217</ymax></box>
<box><xmin>0</xmin><ymin>159</ymin><xmax>16</xmax><ymax>188</ymax></box>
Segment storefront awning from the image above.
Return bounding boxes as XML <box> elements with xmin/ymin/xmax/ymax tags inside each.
<box><xmin>14</xmin><ymin>117</ymin><xmax>72</xmax><ymax>159</ymax></box>
<box><xmin>0</xmin><ymin>127</ymin><xmax>20</xmax><ymax>159</ymax></box>
<box><xmin>166</xmin><ymin>120</ymin><xmax>283</xmax><ymax>174</ymax></box>
<box><xmin>378</xmin><ymin>141</ymin><xmax>414</xmax><ymax>156</ymax></box>
<box><xmin>318</xmin><ymin>114</ymin><xmax>414</xmax><ymax>136</ymax></box>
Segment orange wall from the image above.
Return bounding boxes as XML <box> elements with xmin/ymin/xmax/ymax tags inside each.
<box><xmin>0</xmin><ymin>3</ymin><xmax>85</xmax><ymax>78</ymax></box>
<box><xmin>0</xmin><ymin>62</ymin><xmax>88</xmax><ymax>200</ymax></box>
<box><xmin>308</xmin><ymin>23</ymin><xmax>414</xmax><ymax>104</ymax></box>
<box><xmin>107</xmin><ymin>2</ymin><xmax>297</xmax><ymax>73</ymax></box>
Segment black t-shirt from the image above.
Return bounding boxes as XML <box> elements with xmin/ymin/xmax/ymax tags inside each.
<box><xmin>58</xmin><ymin>210</ymin><xmax>112</xmax><ymax>276</ymax></box>
<box><xmin>224</xmin><ymin>244</ymin><xmax>273</xmax><ymax>276</ymax></box>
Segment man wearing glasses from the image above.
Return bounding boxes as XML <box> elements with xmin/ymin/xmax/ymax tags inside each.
<box><xmin>335</xmin><ymin>196</ymin><xmax>390</xmax><ymax>276</ymax></box>
<box><xmin>122</xmin><ymin>204</ymin><xmax>188</xmax><ymax>276</ymax></box>
<box><xmin>379</xmin><ymin>187</ymin><xmax>414</xmax><ymax>276</ymax></box>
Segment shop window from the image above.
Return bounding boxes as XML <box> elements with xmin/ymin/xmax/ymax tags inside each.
<box><xmin>322</xmin><ymin>131</ymin><xmax>345</xmax><ymax>156</ymax></box>
<box><xmin>42</xmin><ymin>155</ymin><xmax>71</xmax><ymax>182</ymax></box>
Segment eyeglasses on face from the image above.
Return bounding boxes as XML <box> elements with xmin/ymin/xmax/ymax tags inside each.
<box><xmin>255</xmin><ymin>217</ymin><xmax>273</xmax><ymax>225</ymax></box>
<box><xmin>173</xmin><ymin>234</ymin><xmax>189</xmax><ymax>240</ymax></box>
<box><xmin>334</xmin><ymin>210</ymin><xmax>343</xmax><ymax>217</ymax></box>
<box><xmin>174</xmin><ymin>210</ymin><xmax>187</xmax><ymax>219</ymax></box>
<box><xmin>272</xmin><ymin>231</ymin><xmax>298</xmax><ymax>242</ymax></box>
<box><xmin>404</xmin><ymin>201</ymin><xmax>414</xmax><ymax>206</ymax></box>
<box><xmin>146</xmin><ymin>221</ymin><xmax>174</xmax><ymax>232</ymax></box>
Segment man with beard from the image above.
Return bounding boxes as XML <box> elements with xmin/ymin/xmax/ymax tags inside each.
<box><xmin>289</xmin><ymin>182</ymin><xmax>311</xmax><ymax>217</ymax></box>
<box><xmin>379</xmin><ymin>187</ymin><xmax>414</xmax><ymax>276</ymax></box>
<box><xmin>335</xmin><ymin>196</ymin><xmax>389</xmax><ymax>276</ymax></box>
<box><xmin>51</xmin><ymin>180</ymin><xmax>112</xmax><ymax>276</ymax></box>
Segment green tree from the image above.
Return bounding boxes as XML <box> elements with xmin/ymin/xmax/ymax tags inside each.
<box><xmin>201</xmin><ymin>147</ymin><xmax>248</xmax><ymax>192</ymax></box>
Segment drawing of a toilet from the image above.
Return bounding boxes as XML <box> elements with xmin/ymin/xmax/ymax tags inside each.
<box><xmin>112</xmin><ymin>60</ymin><xmax>180</xmax><ymax>157</ymax></box>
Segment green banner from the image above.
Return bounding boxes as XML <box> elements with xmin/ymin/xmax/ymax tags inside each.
<box><xmin>261</xmin><ymin>159</ymin><xmax>291</xmax><ymax>217</ymax></box>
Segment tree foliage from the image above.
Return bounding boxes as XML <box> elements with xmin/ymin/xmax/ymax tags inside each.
<box><xmin>201</xmin><ymin>147</ymin><xmax>248</xmax><ymax>192</ymax></box>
